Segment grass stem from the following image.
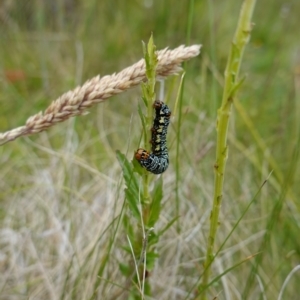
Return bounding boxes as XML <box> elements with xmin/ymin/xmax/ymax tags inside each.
<box><xmin>199</xmin><ymin>0</ymin><xmax>257</xmax><ymax>298</ymax></box>
<box><xmin>141</xmin><ymin>34</ymin><xmax>158</xmax><ymax>205</ymax></box>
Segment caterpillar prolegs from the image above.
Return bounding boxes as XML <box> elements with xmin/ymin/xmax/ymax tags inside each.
<box><xmin>135</xmin><ymin>100</ymin><xmax>171</xmax><ymax>174</ymax></box>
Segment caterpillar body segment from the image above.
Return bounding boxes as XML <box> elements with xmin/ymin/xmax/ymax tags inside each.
<box><xmin>135</xmin><ymin>100</ymin><xmax>171</xmax><ymax>175</ymax></box>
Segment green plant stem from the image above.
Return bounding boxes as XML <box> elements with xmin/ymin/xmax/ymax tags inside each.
<box><xmin>175</xmin><ymin>74</ymin><xmax>185</xmax><ymax>233</ymax></box>
<box><xmin>199</xmin><ymin>0</ymin><xmax>256</xmax><ymax>298</ymax></box>
<box><xmin>141</xmin><ymin>34</ymin><xmax>158</xmax><ymax>206</ymax></box>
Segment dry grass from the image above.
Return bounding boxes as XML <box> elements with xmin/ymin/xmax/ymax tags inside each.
<box><xmin>0</xmin><ymin>45</ymin><xmax>201</xmax><ymax>146</ymax></box>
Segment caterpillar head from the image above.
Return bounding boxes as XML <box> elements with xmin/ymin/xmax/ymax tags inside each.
<box><xmin>135</xmin><ymin>148</ymin><xmax>150</xmax><ymax>161</ymax></box>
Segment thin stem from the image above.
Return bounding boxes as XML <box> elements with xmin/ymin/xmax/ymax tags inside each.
<box><xmin>199</xmin><ymin>0</ymin><xmax>257</xmax><ymax>298</ymax></box>
<box><xmin>175</xmin><ymin>73</ymin><xmax>186</xmax><ymax>233</ymax></box>
<box><xmin>137</xmin><ymin>34</ymin><xmax>158</xmax><ymax>298</ymax></box>
<box><xmin>207</xmin><ymin>0</ymin><xmax>218</xmax><ymax>115</ymax></box>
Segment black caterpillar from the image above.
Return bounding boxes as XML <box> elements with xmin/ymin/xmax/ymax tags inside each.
<box><xmin>135</xmin><ymin>100</ymin><xmax>171</xmax><ymax>174</ymax></box>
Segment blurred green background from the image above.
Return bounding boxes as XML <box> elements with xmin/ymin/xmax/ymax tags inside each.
<box><xmin>1</xmin><ymin>0</ymin><xmax>299</xmax><ymax>154</ymax></box>
<box><xmin>0</xmin><ymin>0</ymin><xmax>300</xmax><ymax>299</ymax></box>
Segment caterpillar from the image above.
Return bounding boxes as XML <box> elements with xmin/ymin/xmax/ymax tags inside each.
<box><xmin>135</xmin><ymin>100</ymin><xmax>171</xmax><ymax>174</ymax></box>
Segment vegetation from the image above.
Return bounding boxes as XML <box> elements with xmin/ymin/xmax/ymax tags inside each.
<box><xmin>0</xmin><ymin>0</ymin><xmax>300</xmax><ymax>299</ymax></box>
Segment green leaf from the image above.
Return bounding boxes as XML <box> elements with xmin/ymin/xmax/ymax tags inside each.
<box><xmin>132</xmin><ymin>154</ymin><xmax>144</xmax><ymax>176</ymax></box>
<box><xmin>141</xmin><ymin>92</ymin><xmax>148</xmax><ymax>107</ymax></box>
<box><xmin>145</xmin><ymin>251</ymin><xmax>159</xmax><ymax>270</ymax></box>
<box><xmin>123</xmin><ymin>213</ymin><xmax>135</xmax><ymax>240</ymax></box>
<box><xmin>141</xmin><ymin>82</ymin><xmax>150</xmax><ymax>101</ymax></box>
<box><xmin>147</xmin><ymin>33</ymin><xmax>157</xmax><ymax>74</ymax></box>
<box><xmin>116</xmin><ymin>151</ymin><xmax>141</xmax><ymax>220</ymax></box>
<box><xmin>119</xmin><ymin>262</ymin><xmax>130</xmax><ymax>276</ymax></box>
<box><xmin>148</xmin><ymin>177</ymin><xmax>163</xmax><ymax>227</ymax></box>
<box><xmin>228</xmin><ymin>74</ymin><xmax>246</xmax><ymax>99</ymax></box>
<box><xmin>137</xmin><ymin>103</ymin><xmax>147</xmax><ymax>143</ymax></box>
<box><xmin>146</xmin><ymin>230</ymin><xmax>159</xmax><ymax>248</ymax></box>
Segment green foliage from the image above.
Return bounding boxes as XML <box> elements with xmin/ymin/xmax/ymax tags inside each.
<box><xmin>142</xmin><ymin>34</ymin><xmax>157</xmax><ymax>96</ymax></box>
<box><xmin>115</xmin><ymin>35</ymin><xmax>168</xmax><ymax>299</ymax></box>
<box><xmin>148</xmin><ymin>177</ymin><xmax>163</xmax><ymax>227</ymax></box>
<box><xmin>200</xmin><ymin>2</ymin><xmax>257</xmax><ymax>298</ymax></box>
<box><xmin>116</xmin><ymin>150</ymin><xmax>140</xmax><ymax>218</ymax></box>
<box><xmin>141</xmin><ymin>33</ymin><xmax>158</xmax><ymax>152</ymax></box>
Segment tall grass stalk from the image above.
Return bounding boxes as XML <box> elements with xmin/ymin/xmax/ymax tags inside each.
<box><xmin>207</xmin><ymin>0</ymin><xmax>218</xmax><ymax>114</ymax></box>
<box><xmin>199</xmin><ymin>0</ymin><xmax>257</xmax><ymax>298</ymax></box>
<box><xmin>138</xmin><ymin>36</ymin><xmax>158</xmax><ymax>298</ymax></box>
<box><xmin>140</xmin><ymin>34</ymin><xmax>158</xmax><ymax>205</ymax></box>
<box><xmin>115</xmin><ymin>35</ymin><xmax>165</xmax><ymax>299</ymax></box>
<box><xmin>175</xmin><ymin>73</ymin><xmax>185</xmax><ymax>233</ymax></box>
